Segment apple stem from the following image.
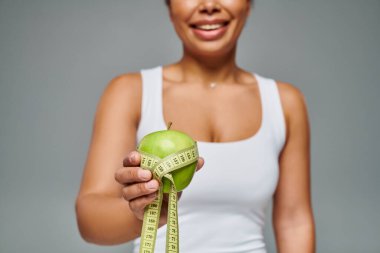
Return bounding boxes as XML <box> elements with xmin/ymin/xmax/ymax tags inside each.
<box><xmin>167</xmin><ymin>121</ymin><xmax>173</xmax><ymax>130</ymax></box>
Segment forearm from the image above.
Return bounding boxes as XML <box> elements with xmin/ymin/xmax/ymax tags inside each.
<box><xmin>75</xmin><ymin>193</ymin><xmax>142</xmax><ymax>245</ymax></box>
<box><xmin>274</xmin><ymin>216</ymin><xmax>316</xmax><ymax>253</ymax></box>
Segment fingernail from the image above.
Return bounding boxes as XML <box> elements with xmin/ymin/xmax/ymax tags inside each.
<box><xmin>147</xmin><ymin>180</ymin><xmax>158</xmax><ymax>189</ymax></box>
<box><xmin>131</xmin><ymin>152</ymin><xmax>137</xmax><ymax>163</ymax></box>
<box><xmin>139</xmin><ymin>170</ymin><xmax>151</xmax><ymax>180</ymax></box>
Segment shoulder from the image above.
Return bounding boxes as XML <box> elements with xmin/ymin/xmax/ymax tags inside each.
<box><xmin>96</xmin><ymin>72</ymin><xmax>142</xmax><ymax>125</ymax></box>
<box><xmin>100</xmin><ymin>72</ymin><xmax>142</xmax><ymax>104</ymax></box>
<box><xmin>103</xmin><ymin>72</ymin><xmax>142</xmax><ymax>98</ymax></box>
<box><xmin>275</xmin><ymin>81</ymin><xmax>310</xmax><ymax>137</ymax></box>
<box><xmin>276</xmin><ymin>81</ymin><xmax>308</xmax><ymax>112</ymax></box>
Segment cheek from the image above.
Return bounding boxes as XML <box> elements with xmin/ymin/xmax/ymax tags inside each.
<box><xmin>170</xmin><ymin>2</ymin><xmax>198</xmax><ymax>37</ymax></box>
<box><xmin>170</xmin><ymin>0</ymin><xmax>198</xmax><ymax>19</ymax></box>
<box><xmin>220</xmin><ymin>0</ymin><xmax>249</xmax><ymax>18</ymax></box>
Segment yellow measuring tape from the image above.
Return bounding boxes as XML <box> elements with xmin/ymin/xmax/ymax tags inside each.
<box><xmin>138</xmin><ymin>143</ymin><xmax>199</xmax><ymax>253</ymax></box>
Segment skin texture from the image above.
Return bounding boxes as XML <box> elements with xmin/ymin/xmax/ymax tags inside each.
<box><xmin>75</xmin><ymin>0</ymin><xmax>315</xmax><ymax>251</ymax></box>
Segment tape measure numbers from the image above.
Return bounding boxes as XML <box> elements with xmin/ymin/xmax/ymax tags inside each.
<box><xmin>138</xmin><ymin>143</ymin><xmax>199</xmax><ymax>253</ymax></box>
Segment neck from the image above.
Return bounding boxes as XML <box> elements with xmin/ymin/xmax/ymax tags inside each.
<box><xmin>176</xmin><ymin>45</ymin><xmax>240</xmax><ymax>85</ymax></box>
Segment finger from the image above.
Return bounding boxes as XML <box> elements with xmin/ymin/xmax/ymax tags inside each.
<box><xmin>129</xmin><ymin>192</ymin><xmax>158</xmax><ymax>220</ymax></box>
<box><xmin>115</xmin><ymin>167</ymin><xmax>152</xmax><ymax>184</ymax></box>
<box><xmin>196</xmin><ymin>157</ymin><xmax>205</xmax><ymax>171</ymax></box>
<box><xmin>122</xmin><ymin>179</ymin><xmax>159</xmax><ymax>201</ymax></box>
<box><xmin>123</xmin><ymin>151</ymin><xmax>141</xmax><ymax>167</ymax></box>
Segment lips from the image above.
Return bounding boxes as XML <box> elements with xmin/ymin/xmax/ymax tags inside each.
<box><xmin>189</xmin><ymin>20</ymin><xmax>230</xmax><ymax>41</ymax></box>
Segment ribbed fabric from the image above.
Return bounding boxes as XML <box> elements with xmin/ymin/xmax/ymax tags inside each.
<box><xmin>133</xmin><ymin>65</ymin><xmax>286</xmax><ymax>253</ymax></box>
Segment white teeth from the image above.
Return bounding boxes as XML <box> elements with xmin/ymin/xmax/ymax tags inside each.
<box><xmin>195</xmin><ymin>23</ymin><xmax>224</xmax><ymax>31</ymax></box>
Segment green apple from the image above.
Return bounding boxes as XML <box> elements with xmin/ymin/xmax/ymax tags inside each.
<box><xmin>137</xmin><ymin>125</ymin><xmax>198</xmax><ymax>193</ymax></box>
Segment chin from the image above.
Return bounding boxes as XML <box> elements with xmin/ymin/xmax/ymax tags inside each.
<box><xmin>189</xmin><ymin>45</ymin><xmax>233</xmax><ymax>57</ymax></box>
<box><xmin>186</xmin><ymin>41</ymin><xmax>236</xmax><ymax>58</ymax></box>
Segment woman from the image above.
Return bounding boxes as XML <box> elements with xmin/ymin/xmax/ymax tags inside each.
<box><xmin>75</xmin><ymin>0</ymin><xmax>316</xmax><ymax>252</ymax></box>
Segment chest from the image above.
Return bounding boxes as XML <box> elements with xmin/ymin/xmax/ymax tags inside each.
<box><xmin>180</xmin><ymin>141</ymin><xmax>279</xmax><ymax>211</ymax></box>
<box><xmin>162</xmin><ymin>83</ymin><xmax>262</xmax><ymax>143</ymax></box>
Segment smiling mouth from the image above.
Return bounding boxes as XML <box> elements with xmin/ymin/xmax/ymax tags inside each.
<box><xmin>190</xmin><ymin>21</ymin><xmax>230</xmax><ymax>31</ymax></box>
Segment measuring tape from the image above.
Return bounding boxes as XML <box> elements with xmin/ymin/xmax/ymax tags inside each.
<box><xmin>138</xmin><ymin>143</ymin><xmax>199</xmax><ymax>253</ymax></box>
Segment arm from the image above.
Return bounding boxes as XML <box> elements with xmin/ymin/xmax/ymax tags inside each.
<box><xmin>75</xmin><ymin>73</ymin><xmax>145</xmax><ymax>245</ymax></box>
<box><xmin>273</xmin><ymin>82</ymin><xmax>316</xmax><ymax>253</ymax></box>
<box><xmin>75</xmin><ymin>73</ymin><xmax>205</xmax><ymax>245</ymax></box>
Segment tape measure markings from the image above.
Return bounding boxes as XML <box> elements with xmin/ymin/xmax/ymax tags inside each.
<box><xmin>139</xmin><ymin>145</ymin><xmax>199</xmax><ymax>180</ymax></box>
<box><xmin>140</xmin><ymin>186</ymin><xmax>163</xmax><ymax>252</ymax></box>
<box><xmin>138</xmin><ymin>143</ymin><xmax>198</xmax><ymax>253</ymax></box>
<box><xmin>165</xmin><ymin>175</ymin><xmax>179</xmax><ymax>253</ymax></box>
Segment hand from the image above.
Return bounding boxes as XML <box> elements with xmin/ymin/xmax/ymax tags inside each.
<box><xmin>115</xmin><ymin>151</ymin><xmax>204</xmax><ymax>222</ymax></box>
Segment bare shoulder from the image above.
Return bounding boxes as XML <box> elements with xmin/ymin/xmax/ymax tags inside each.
<box><xmin>96</xmin><ymin>72</ymin><xmax>142</xmax><ymax>127</ymax></box>
<box><xmin>102</xmin><ymin>72</ymin><xmax>142</xmax><ymax>99</ymax></box>
<box><xmin>276</xmin><ymin>81</ymin><xmax>310</xmax><ymax>138</ymax></box>
<box><xmin>276</xmin><ymin>81</ymin><xmax>308</xmax><ymax>116</ymax></box>
<box><xmin>277</xmin><ymin>81</ymin><xmax>307</xmax><ymax>109</ymax></box>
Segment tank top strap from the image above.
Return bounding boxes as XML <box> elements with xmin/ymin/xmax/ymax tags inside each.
<box><xmin>137</xmin><ymin>66</ymin><xmax>164</xmax><ymax>143</ymax></box>
<box><xmin>137</xmin><ymin>66</ymin><xmax>286</xmax><ymax>152</ymax></box>
<box><xmin>254</xmin><ymin>73</ymin><xmax>287</xmax><ymax>153</ymax></box>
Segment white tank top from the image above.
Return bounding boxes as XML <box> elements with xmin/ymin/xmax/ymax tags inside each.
<box><xmin>133</xmin><ymin>65</ymin><xmax>286</xmax><ymax>253</ymax></box>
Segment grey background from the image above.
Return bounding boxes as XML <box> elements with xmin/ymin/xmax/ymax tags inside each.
<box><xmin>0</xmin><ymin>0</ymin><xmax>379</xmax><ymax>252</ymax></box>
